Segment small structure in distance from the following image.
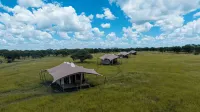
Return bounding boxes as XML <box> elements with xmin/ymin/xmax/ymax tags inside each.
<box><xmin>100</xmin><ymin>54</ymin><xmax>119</xmax><ymax>65</ymax></box>
<box><xmin>46</xmin><ymin>62</ymin><xmax>100</xmax><ymax>91</ymax></box>
<box><xmin>117</xmin><ymin>52</ymin><xmax>129</xmax><ymax>58</ymax></box>
<box><xmin>129</xmin><ymin>50</ymin><xmax>137</xmax><ymax>55</ymax></box>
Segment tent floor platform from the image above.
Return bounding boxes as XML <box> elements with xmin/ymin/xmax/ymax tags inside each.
<box><xmin>63</xmin><ymin>83</ymin><xmax>90</xmax><ymax>89</ymax></box>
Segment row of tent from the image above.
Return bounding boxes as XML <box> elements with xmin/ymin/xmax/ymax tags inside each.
<box><xmin>100</xmin><ymin>50</ymin><xmax>137</xmax><ymax>65</ymax></box>
<box><xmin>43</xmin><ymin>50</ymin><xmax>137</xmax><ymax>91</ymax></box>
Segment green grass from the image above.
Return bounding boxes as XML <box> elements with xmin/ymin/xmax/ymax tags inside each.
<box><xmin>0</xmin><ymin>52</ymin><xmax>200</xmax><ymax>112</ymax></box>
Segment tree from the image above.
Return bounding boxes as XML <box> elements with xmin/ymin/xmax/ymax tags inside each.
<box><xmin>194</xmin><ymin>45</ymin><xmax>200</xmax><ymax>55</ymax></box>
<box><xmin>182</xmin><ymin>44</ymin><xmax>194</xmax><ymax>53</ymax></box>
<box><xmin>172</xmin><ymin>46</ymin><xmax>182</xmax><ymax>53</ymax></box>
<box><xmin>3</xmin><ymin>51</ymin><xmax>20</xmax><ymax>63</ymax></box>
<box><xmin>55</xmin><ymin>49</ymin><xmax>69</xmax><ymax>57</ymax></box>
<box><xmin>71</xmin><ymin>50</ymin><xmax>93</xmax><ymax>63</ymax></box>
<box><xmin>158</xmin><ymin>47</ymin><xmax>165</xmax><ymax>53</ymax></box>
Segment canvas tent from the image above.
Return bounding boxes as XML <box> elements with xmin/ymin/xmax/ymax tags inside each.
<box><xmin>117</xmin><ymin>52</ymin><xmax>129</xmax><ymax>58</ymax></box>
<box><xmin>46</xmin><ymin>62</ymin><xmax>100</xmax><ymax>90</ymax></box>
<box><xmin>129</xmin><ymin>50</ymin><xmax>137</xmax><ymax>55</ymax></box>
<box><xmin>100</xmin><ymin>54</ymin><xmax>118</xmax><ymax>65</ymax></box>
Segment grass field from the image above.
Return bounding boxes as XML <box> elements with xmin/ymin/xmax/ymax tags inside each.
<box><xmin>0</xmin><ymin>52</ymin><xmax>200</xmax><ymax>112</ymax></box>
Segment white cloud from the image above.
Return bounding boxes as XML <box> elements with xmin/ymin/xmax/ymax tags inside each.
<box><xmin>17</xmin><ymin>0</ymin><xmax>44</xmax><ymax>8</ymax></box>
<box><xmin>74</xmin><ymin>27</ymin><xmax>104</xmax><ymax>40</ymax></box>
<box><xmin>194</xmin><ymin>12</ymin><xmax>200</xmax><ymax>18</ymax></box>
<box><xmin>0</xmin><ymin>2</ymin><xmax>104</xmax><ymax>46</ymax></box>
<box><xmin>58</xmin><ymin>32</ymin><xmax>71</xmax><ymax>39</ymax></box>
<box><xmin>0</xmin><ymin>39</ymin><xmax>7</xmax><ymax>45</ymax></box>
<box><xmin>96</xmin><ymin>14</ymin><xmax>104</xmax><ymax>19</ymax></box>
<box><xmin>132</xmin><ymin>22</ymin><xmax>153</xmax><ymax>32</ymax></box>
<box><xmin>106</xmin><ymin>32</ymin><xmax>119</xmax><ymax>40</ymax></box>
<box><xmin>103</xmin><ymin>8</ymin><xmax>116</xmax><ymax>20</ymax></box>
<box><xmin>92</xmin><ymin>27</ymin><xmax>104</xmax><ymax>37</ymax></box>
<box><xmin>122</xmin><ymin>27</ymin><xmax>139</xmax><ymax>39</ymax></box>
<box><xmin>88</xmin><ymin>14</ymin><xmax>94</xmax><ymax>19</ymax></box>
<box><xmin>96</xmin><ymin>8</ymin><xmax>116</xmax><ymax>20</ymax></box>
<box><xmin>101</xmin><ymin>23</ymin><xmax>111</xmax><ymax>28</ymax></box>
<box><xmin>168</xmin><ymin>18</ymin><xmax>200</xmax><ymax>38</ymax></box>
<box><xmin>0</xmin><ymin>23</ymin><xmax>5</xmax><ymax>29</ymax></box>
<box><xmin>110</xmin><ymin>0</ymin><xmax>200</xmax><ymax>32</ymax></box>
<box><xmin>32</xmin><ymin>5</ymin><xmax>92</xmax><ymax>31</ymax></box>
<box><xmin>110</xmin><ymin>0</ymin><xmax>200</xmax><ymax>23</ymax></box>
<box><xmin>155</xmin><ymin>15</ymin><xmax>184</xmax><ymax>32</ymax></box>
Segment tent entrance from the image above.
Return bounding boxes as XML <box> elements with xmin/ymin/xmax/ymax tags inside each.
<box><xmin>55</xmin><ymin>73</ymin><xmax>89</xmax><ymax>90</ymax></box>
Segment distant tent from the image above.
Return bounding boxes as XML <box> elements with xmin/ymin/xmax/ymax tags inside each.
<box><xmin>100</xmin><ymin>54</ymin><xmax>118</xmax><ymax>65</ymax></box>
<box><xmin>46</xmin><ymin>62</ymin><xmax>100</xmax><ymax>90</ymax></box>
<box><xmin>117</xmin><ymin>52</ymin><xmax>129</xmax><ymax>58</ymax></box>
<box><xmin>129</xmin><ymin>50</ymin><xmax>137</xmax><ymax>55</ymax></box>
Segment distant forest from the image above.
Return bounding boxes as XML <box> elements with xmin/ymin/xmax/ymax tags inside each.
<box><xmin>0</xmin><ymin>44</ymin><xmax>200</xmax><ymax>63</ymax></box>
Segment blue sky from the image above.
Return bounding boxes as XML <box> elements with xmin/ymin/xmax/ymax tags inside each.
<box><xmin>0</xmin><ymin>0</ymin><xmax>200</xmax><ymax>50</ymax></box>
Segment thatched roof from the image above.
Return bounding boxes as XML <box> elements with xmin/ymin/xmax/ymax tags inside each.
<box><xmin>100</xmin><ymin>54</ymin><xmax>118</xmax><ymax>61</ymax></box>
<box><xmin>47</xmin><ymin>62</ymin><xmax>100</xmax><ymax>83</ymax></box>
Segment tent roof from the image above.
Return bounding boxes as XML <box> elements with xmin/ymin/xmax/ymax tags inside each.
<box><xmin>47</xmin><ymin>62</ymin><xmax>100</xmax><ymax>83</ymax></box>
<box><xmin>118</xmin><ymin>52</ymin><xmax>129</xmax><ymax>56</ymax></box>
<box><xmin>100</xmin><ymin>54</ymin><xmax>118</xmax><ymax>61</ymax></box>
<box><xmin>129</xmin><ymin>50</ymin><xmax>136</xmax><ymax>53</ymax></box>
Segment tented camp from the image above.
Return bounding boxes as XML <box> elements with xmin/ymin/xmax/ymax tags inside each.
<box><xmin>118</xmin><ymin>52</ymin><xmax>129</xmax><ymax>58</ymax></box>
<box><xmin>129</xmin><ymin>50</ymin><xmax>137</xmax><ymax>55</ymax></box>
<box><xmin>46</xmin><ymin>62</ymin><xmax>100</xmax><ymax>90</ymax></box>
<box><xmin>100</xmin><ymin>54</ymin><xmax>119</xmax><ymax>65</ymax></box>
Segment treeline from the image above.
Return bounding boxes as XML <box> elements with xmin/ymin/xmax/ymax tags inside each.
<box><xmin>0</xmin><ymin>44</ymin><xmax>200</xmax><ymax>63</ymax></box>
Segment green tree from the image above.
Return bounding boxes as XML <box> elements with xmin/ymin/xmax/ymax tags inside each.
<box><xmin>3</xmin><ymin>51</ymin><xmax>20</xmax><ymax>63</ymax></box>
<box><xmin>172</xmin><ymin>46</ymin><xmax>182</xmax><ymax>53</ymax></box>
<box><xmin>71</xmin><ymin>50</ymin><xmax>93</xmax><ymax>63</ymax></box>
<box><xmin>194</xmin><ymin>45</ymin><xmax>200</xmax><ymax>55</ymax></box>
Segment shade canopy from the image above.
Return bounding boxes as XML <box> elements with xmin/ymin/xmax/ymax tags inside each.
<box><xmin>100</xmin><ymin>54</ymin><xmax>118</xmax><ymax>61</ymax></box>
<box><xmin>47</xmin><ymin>62</ymin><xmax>100</xmax><ymax>83</ymax></box>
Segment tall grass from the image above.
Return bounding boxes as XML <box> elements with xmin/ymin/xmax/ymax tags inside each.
<box><xmin>0</xmin><ymin>52</ymin><xmax>200</xmax><ymax>112</ymax></box>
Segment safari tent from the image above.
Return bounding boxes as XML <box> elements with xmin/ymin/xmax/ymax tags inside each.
<box><xmin>129</xmin><ymin>50</ymin><xmax>137</xmax><ymax>55</ymax></box>
<box><xmin>100</xmin><ymin>54</ymin><xmax>119</xmax><ymax>65</ymax></box>
<box><xmin>46</xmin><ymin>62</ymin><xmax>100</xmax><ymax>90</ymax></box>
<box><xmin>117</xmin><ymin>52</ymin><xmax>129</xmax><ymax>58</ymax></box>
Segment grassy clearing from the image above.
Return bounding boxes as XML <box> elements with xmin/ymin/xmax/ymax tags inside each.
<box><xmin>0</xmin><ymin>52</ymin><xmax>200</xmax><ymax>112</ymax></box>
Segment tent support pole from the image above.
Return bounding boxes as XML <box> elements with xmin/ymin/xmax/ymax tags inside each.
<box><xmin>80</xmin><ymin>73</ymin><xmax>83</xmax><ymax>89</ymax></box>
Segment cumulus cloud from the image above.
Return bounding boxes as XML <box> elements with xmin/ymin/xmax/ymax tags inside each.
<box><xmin>74</xmin><ymin>27</ymin><xmax>104</xmax><ymax>40</ymax></box>
<box><xmin>122</xmin><ymin>27</ymin><xmax>139</xmax><ymax>39</ymax></box>
<box><xmin>106</xmin><ymin>32</ymin><xmax>119</xmax><ymax>40</ymax></box>
<box><xmin>96</xmin><ymin>8</ymin><xmax>116</xmax><ymax>20</ymax></box>
<box><xmin>1</xmin><ymin>0</ymin><xmax>200</xmax><ymax>49</ymax></box>
<box><xmin>0</xmin><ymin>2</ymin><xmax>104</xmax><ymax>47</ymax></box>
<box><xmin>17</xmin><ymin>0</ymin><xmax>44</xmax><ymax>8</ymax></box>
<box><xmin>110</xmin><ymin>0</ymin><xmax>200</xmax><ymax>23</ymax></box>
<box><xmin>155</xmin><ymin>15</ymin><xmax>184</xmax><ymax>32</ymax></box>
<box><xmin>132</xmin><ymin>22</ymin><xmax>153</xmax><ymax>32</ymax></box>
<box><xmin>96</xmin><ymin>14</ymin><xmax>104</xmax><ymax>19</ymax></box>
<box><xmin>92</xmin><ymin>27</ymin><xmax>104</xmax><ymax>37</ymax></box>
<box><xmin>58</xmin><ymin>32</ymin><xmax>71</xmax><ymax>39</ymax></box>
<box><xmin>0</xmin><ymin>23</ymin><xmax>5</xmax><ymax>29</ymax></box>
<box><xmin>101</xmin><ymin>23</ymin><xmax>111</xmax><ymax>28</ymax></box>
<box><xmin>32</xmin><ymin>5</ymin><xmax>93</xmax><ymax>31</ymax></box>
<box><xmin>167</xmin><ymin>18</ymin><xmax>200</xmax><ymax>38</ymax></box>
<box><xmin>193</xmin><ymin>12</ymin><xmax>200</xmax><ymax>18</ymax></box>
<box><xmin>110</xmin><ymin>0</ymin><xmax>200</xmax><ymax>32</ymax></box>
